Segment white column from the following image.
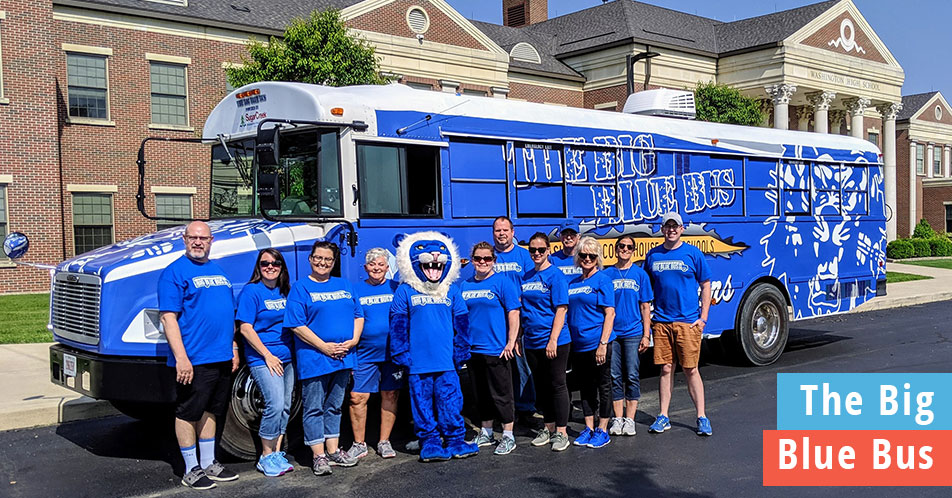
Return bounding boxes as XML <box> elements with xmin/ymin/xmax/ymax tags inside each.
<box><xmin>491</xmin><ymin>86</ymin><xmax>509</xmax><ymax>99</ymax></box>
<box><xmin>876</xmin><ymin>102</ymin><xmax>902</xmax><ymax>241</ymax></box>
<box><xmin>844</xmin><ymin>97</ymin><xmax>871</xmax><ymax>139</ymax></box>
<box><xmin>829</xmin><ymin>110</ymin><xmax>846</xmax><ymax>135</ymax></box>
<box><xmin>807</xmin><ymin>91</ymin><xmax>835</xmax><ymax>134</ymax></box>
<box><xmin>439</xmin><ymin>79</ymin><xmax>460</xmax><ymax>94</ymax></box>
<box><xmin>945</xmin><ymin>145</ymin><xmax>951</xmax><ymax>177</ymax></box>
<box><xmin>927</xmin><ymin>144</ymin><xmax>935</xmax><ymax>178</ymax></box>
<box><xmin>765</xmin><ymin>84</ymin><xmax>797</xmax><ymax>130</ymax></box>
<box><xmin>909</xmin><ymin>140</ymin><xmax>918</xmax><ymax>236</ymax></box>
<box><xmin>796</xmin><ymin>106</ymin><xmax>812</xmax><ymax>131</ymax></box>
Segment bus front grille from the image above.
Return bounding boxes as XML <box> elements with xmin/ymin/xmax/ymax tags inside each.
<box><xmin>50</xmin><ymin>272</ymin><xmax>101</xmax><ymax>345</ymax></box>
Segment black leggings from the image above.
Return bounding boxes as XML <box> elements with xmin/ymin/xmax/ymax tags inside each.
<box><xmin>525</xmin><ymin>344</ymin><xmax>571</xmax><ymax>427</ymax></box>
<box><xmin>468</xmin><ymin>353</ymin><xmax>515</xmax><ymax>424</ymax></box>
<box><xmin>571</xmin><ymin>347</ymin><xmax>613</xmax><ymax>419</ymax></box>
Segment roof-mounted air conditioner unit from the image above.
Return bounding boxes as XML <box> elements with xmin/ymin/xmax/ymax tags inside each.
<box><xmin>622</xmin><ymin>89</ymin><xmax>696</xmax><ymax>119</ymax></box>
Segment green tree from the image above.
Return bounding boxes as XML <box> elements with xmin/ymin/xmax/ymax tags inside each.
<box><xmin>227</xmin><ymin>9</ymin><xmax>385</xmax><ymax>88</ymax></box>
<box><xmin>693</xmin><ymin>81</ymin><xmax>765</xmax><ymax>126</ymax></box>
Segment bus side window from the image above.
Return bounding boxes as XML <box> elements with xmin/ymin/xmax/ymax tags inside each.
<box><xmin>356</xmin><ymin>143</ymin><xmax>440</xmax><ymax>217</ymax></box>
<box><xmin>814</xmin><ymin>162</ymin><xmax>842</xmax><ymax>217</ymax></box>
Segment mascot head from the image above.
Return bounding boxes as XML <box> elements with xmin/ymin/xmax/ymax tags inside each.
<box><xmin>396</xmin><ymin>231</ymin><xmax>461</xmax><ymax>297</ymax></box>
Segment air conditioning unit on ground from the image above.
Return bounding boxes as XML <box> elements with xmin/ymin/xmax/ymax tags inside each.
<box><xmin>622</xmin><ymin>89</ymin><xmax>696</xmax><ymax>119</ymax></box>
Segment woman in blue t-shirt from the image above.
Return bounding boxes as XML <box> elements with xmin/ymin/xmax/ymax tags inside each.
<box><xmin>521</xmin><ymin>232</ymin><xmax>571</xmax><ymax>452</ymax></box>
<box><xmin>236</xmin><ymin>249</ymin><xmax>295</xmax><ymax>477</ymax></box>
<box><xmin>603</xmin><ymin>235</ymin><xmax>654</xmax><ymax>437</ymax></box>
<box><xmin>285</xmin><ymin>241</ymin><xmax>365</xmax><ymax>476</ymax></box>
<box><xmin>567</xmin><ymin>236</ymin><xmax>616</xmax><ymax>449</ymax></box>
<box><xmin>461</xmin><ymin>241</ymin><xmax>521</xmax><ymax>456</ymax></box>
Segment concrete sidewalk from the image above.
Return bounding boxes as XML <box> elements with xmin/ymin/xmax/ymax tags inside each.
<box><xmin>0</xmin><ymin>260</ymin><xmax>949</xmax><ymax>433</ymax></box>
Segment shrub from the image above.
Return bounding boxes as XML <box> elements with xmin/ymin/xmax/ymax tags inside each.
<box><xmin>912</xmin><ymin>219</ymin><xmax>937</xmax><ymax>239</ymax></box>
<box><xmin>886</xmin><ymin>239</ymin><xmax>914</xmax><ymax>259</ymax></box>
<box><xmin>929</xmin><ymin>238</ymin><xmax>952</xmax><ymax>257</ymax></box>
<box><xmin>910</xmin><ymin>238</ymin><xmax>931</xmax><ymax>258</ymax></box>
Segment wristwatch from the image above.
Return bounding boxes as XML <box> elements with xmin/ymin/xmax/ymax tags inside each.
<box><xmin>599</xmin><ymin>340</ymin><xmax>609</xmax><ymax>345</ymax></box>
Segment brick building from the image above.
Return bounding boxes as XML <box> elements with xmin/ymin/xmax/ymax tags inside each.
<box><xmin>0</xmin><ymin>0</ymin><xmax>926</xmax><ymax>292</ymax></box>
<box><xmin>895</xmin><ymin>92</ymin><xmax>952</xmax><ymax>235</ymax></box>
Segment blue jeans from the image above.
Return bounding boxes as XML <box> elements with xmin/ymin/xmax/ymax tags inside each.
<box><xmin>249</xmin><ymin>362</ymin><xmax>295</xmax><ymax>440</ymax></box>
<box><xmin>301</xmin><ymin>369</ymin><xmax>349</xmax><ymax>446</ymax></box>
<box><xmin>512</xmin><ymin>336</ymin><xmax>536</xmax><ymax>412</ymax></box>
<box><xmin>611</xmin><ymin>336</ymin><xmax>642</xmax><ymax>402</ymax></box>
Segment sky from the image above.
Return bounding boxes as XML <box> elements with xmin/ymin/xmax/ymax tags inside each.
<box><xmin>444</xmin><ymin>0</ymin><xmax>951</xmax><ymax>101</ymax></box>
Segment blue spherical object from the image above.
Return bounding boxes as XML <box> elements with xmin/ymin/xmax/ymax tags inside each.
<box><xmin>3</xmin><ymin>232</ymin><xmax>30</xmax><ymax>259</ymax></box>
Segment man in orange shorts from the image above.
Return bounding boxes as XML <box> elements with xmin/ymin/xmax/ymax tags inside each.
<box><xmin>643</xmin><ymin>212</ymin><xmax>713</xmax><ymax>436</ymax></box>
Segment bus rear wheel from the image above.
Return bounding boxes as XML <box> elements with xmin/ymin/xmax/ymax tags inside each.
<box><xmin>734</xmin><ymin>283</ymin><xmax>789</xmax><ymax>366</ymax></box>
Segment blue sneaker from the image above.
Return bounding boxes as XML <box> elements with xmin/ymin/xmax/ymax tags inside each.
<box><xmin>256</xmin><ymin>453</ymin><xmax>287</xmax><ymax>477</ymax></box>
<box><xmin>275</xmin><ymin>451</ymin><xmax>294</xmax><ymax>473</ymax></box>
<box><xmin>573</xmin><ymin>427</ymin><xmax>593</xmax><ymax>446</ymax></box>
<box><xmin>648</xmin><ymin>415</ymin><xmax>671</xmax><ymax>433</ymax></box>
<box><xmin>696</xmin><ymin>416</ymin><xmax>713</xmax><ymax>436</ymax></box>
<box><xmin>587</xmin><ymin>428</ymin><xmax>611</xmax><ymax>448</ymax></box>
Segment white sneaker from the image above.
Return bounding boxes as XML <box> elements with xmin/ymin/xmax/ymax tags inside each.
<box><xmin>622</xmin><ymin>417</ymin><xmax>637</xmax><ymax>436</ymax></box>
<box><xmin>608</xmin><ymin>417</ymin><xmax>625</xmax><ymax>436</ymax></box>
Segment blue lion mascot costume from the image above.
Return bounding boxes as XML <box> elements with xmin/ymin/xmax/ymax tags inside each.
<box><xmin>389</xmin><ymin>231</ymin><xmax>479</xmax><ymax>462</ymax></box>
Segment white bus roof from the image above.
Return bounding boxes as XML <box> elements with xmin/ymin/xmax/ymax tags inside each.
<box><xmin>204</xmin><ymin>81</ymin><xmax>880</xmax><ymax>158</ymax></box>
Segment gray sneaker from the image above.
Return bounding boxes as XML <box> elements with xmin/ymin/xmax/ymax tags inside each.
<box><xmin>347</xmin><ymin>441</ymin><xmax>369</xmax><ymax>460</ymax></box>
<box><xmin>608</xmin><ymin>417</ymin><xmax>624</xmax><ymax>436</ymax></box>
<box><xmin>203</xmin><ymin>460</ymin><xmax>238</xmax><ymax>482</ymax></box>
<box><xmin>182</xmin><ymin>466</ymin><xmax>216</xmax><ymax>489</ymax></box>
<box><xmin>327</xmin><ymin>449</ymin><xmax>358</xmax><ymax>467</ymax></box>
<box><xmin>531</xmin><ymin>428</ymin><xmax>551</xmax><ymax>446</ymax></box>
<box><xmin>622</xmin><ymin>417</ymin><xmax>637</xmax><ymax>436</ymax></box>
<box><xmin>377</xmin><ymin>440</ymin><xmax>397</xmax><ymax>459</ymax></box>
<box><xmin>494</xmin><ymin>435</ymin><xmax>517</xmax><ymax>455</ymax></box>
<box><xmin>473</xmin><ymin>432</ymin><xmax>496</xmax><ymax>447</ymax></box>
<box><xmin>550</xmin><ymin>432</ymin><xmax>570</xmax><ymax>452</ymax></box>
<box><xmin>405</xmin><ymin>440</ymin><xmax>420</xmax><ymax>452</ymax></box>
<box><xmin>312</xmin><ymin>455</ymin><xmax>332</xmax><ymax>476</ymax></box>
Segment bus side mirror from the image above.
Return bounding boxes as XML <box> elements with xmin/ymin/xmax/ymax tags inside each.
<box><xmin>257</xmin><ymin>173</ymin><xmax>281</xmax><ymax>212</ymax></box>
<box><xmin>255</xmin><ymin>126</ymin><xmax>280</xmax><ymax>167</ymax></box>
<box><xmin>3</xmin><ymin>232</ymin><xmax>29</xmax><ymax>259</ymax></box>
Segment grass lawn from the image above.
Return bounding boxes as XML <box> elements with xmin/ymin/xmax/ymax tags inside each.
<box><xmin>0</xmin><ymin>293</ymin><xmax>52</xmax><ymax>344</ymax></box>
<box><xmin>886</xmin><ymin>272</ymin><xmax>932</xmax><ymax>284</ymax></box>
<box><xmin>897</xmin><ymin>259</ymin><xmax>952</xmax><ymax>271</ymax></box>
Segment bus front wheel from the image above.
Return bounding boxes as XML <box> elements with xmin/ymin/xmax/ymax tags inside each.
<box><xmin>220</xmin><ymin>364</ymin><xmax>303</xmax><ymax>460</ymax></box>
<box><xmin>733</xmin><ymin>283</ymin><xmax>789</xmax><ymax>366</ymax></box>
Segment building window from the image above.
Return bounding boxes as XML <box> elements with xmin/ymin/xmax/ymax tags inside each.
<box><xmin>0</xmin><ymin>185</ymin><xmax>7</xmax><ymax>259</ymax></box>
<box><xmin>72</xmin><ymin>193</ymin><xmax>113</xmax><ymax>255</ymax></box>
<box><xmin>916</xmin><ymin>144</ymin><xmax>925</xmax><ymax>175</ymax></box>
<box><xmin>507</xmin><ymin>3</ymin><xmax>526</xmax><ymax>26</ymax></box>
<box><xmin>0</xmin><ymin>11</ymin><xmax>7</xmax><ymax>103</ymax></box>
<box><xmin>934</xmin><ymin>146</ymin><xmax>943</xmax><ymax>176</ymax></box>
<box><xmin>155</xmin><ymin>194</ymin><xmax>192</xmax><ymax>231</ymax></box>
<box><xmin>462</xmin><ymin>89</ymin><xmax>487</xmax><ymax>97</ymax></box>
<box><xmin>150</xmin><ymin>62</ymin><xmax>188</xmax><ymax>126</ymax></box>
<box><xmin>67</xmin><ymin>54</ymin><xmax>109</xmax><ymax>119</ymax></box>
<box><xmin>406</xmin><ymin>81</ymin><xmax>433</xmax><ymax>91</ymax></box>
<box><xmin>867</xmin><ymin>131</ymin><xmax>879</xmax><ymax>147</ymax></box>
<box><xmin>947</xmin><ymin>205</ymin><xmax>952</xmax><ymax>233</ymax></box>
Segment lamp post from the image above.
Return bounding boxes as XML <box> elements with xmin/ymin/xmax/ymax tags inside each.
<box><xmin>626</xmin><ymin>49</ymin><xmax>660</xmax><ymax>95</ymax></box>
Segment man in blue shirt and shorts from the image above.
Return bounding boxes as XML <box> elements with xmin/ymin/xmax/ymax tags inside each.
<box><xmin>644</xmin><ymin>213</ymin><xmax>713</xmax><ymax>437</ymax></box>
<box><xmin>159</xmin><ymin>221</ymin><xmax>240</xmax><ymax>489</ymax></box>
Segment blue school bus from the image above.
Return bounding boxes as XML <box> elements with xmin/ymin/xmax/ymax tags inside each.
<box><xmin>39</xmin><ymin>82</ymin><xmax>886</xmax><ymax>457</ymax></box>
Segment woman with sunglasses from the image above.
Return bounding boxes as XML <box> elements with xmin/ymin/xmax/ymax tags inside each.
<box><xmin>603</xmin><ymin>235</ymin><xmax>653</xmax><ymax>437</ymax></box>
<box><xmin>520</xmin><ymin>232</ymin><xmax>571</xmax><ymax>452</ymax></box>
<box><xmin>567</xmin><ymin>236</ymin><xmax>616</xmax><ymax>449</ymax></box>
<box><xmin>236</xmin><ymin>249</ymin><xmax>295</xmax><ymax>477</ymax></box>
<box><xmin>285</xmin><ymin>241</ymin><xmax>364</xmax><ymax>476</ymax></box>
<box><xmin>461</xmin><ymin>242</ymin><xmax>521</xmax><ymax>455</ymax></box>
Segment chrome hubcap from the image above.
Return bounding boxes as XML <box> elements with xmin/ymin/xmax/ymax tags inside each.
<box><xmin>751</xmin><ymin>301</ymin><xmax>781</xmax><ymax>349</ymax></box>
<box><xmin>230</xmin><ymin>367</ymin><xmax>264</xmax><ymax>431</ymax></box>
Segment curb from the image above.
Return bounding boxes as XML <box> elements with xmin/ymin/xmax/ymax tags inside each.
<box><xmin>0</xmin><ymin>396</ymin><xmax>117</xmax><ymax>432</ymax></box>
<box><xmin>850</xmin><ymin>291</ymin><xmax>952</xmax><ymax>313</ymax></box>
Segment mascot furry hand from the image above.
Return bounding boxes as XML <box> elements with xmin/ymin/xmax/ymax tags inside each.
<box><xmin>389</xmin><ymin>231</ymin><xmax>478</xmax><ymax>462</ymax></box>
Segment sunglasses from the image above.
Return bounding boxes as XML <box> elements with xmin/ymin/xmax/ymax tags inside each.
<box><xmin>259</xmin><ymin>260</ymin><xmax>283</xmax><ymax>268</ymax></box>
<box><xmin>578</xmin><ymin>253</ymin><xmax>598</xmax><ymax>261</ymax></box>
<box><xmin>616</xmin><ymin>243</ymin><xmax>634</xmax><ymax>251</ymax></box>
<box><xmin>472</xmin><ymin>256</ymin><xmax>495</xmax><ymax>263</ymax></box>
<box><xmin>528</xmin><ymin>246</ymin><xmax>548</xmax><ymax>254</ymax></box>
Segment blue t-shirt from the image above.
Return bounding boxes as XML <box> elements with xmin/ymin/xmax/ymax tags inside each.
<box><xmin>520</xmin><ymin>265</ymin><xmax>570</xmax><ymax>350</ymax></box>
<box><xmin>284</xmin><ymin>277</ymin><xmax>363</xmax><ymax>380</ymax></box>
<box><xmin>157</xmin><ymin>256</ymin><xmax>235</xmax><ymax>367</ymax></box>
<box><xmin>461</xmin><ymin>273</ymin><xmax>520</xmax><ymax>356</ymax></box>
<box><xmin>644</xmin><ymin>243</ymin><xmax>712</xmax><ymax>323</ymax></box>
<box><xmin>603</xmin><ymin>265</ymin><xmax>654</xmax><ymax>339</ymax></box>
<box><xmin>235</xmin><ymin>282</ymin><xmax>292</xmax><ymax>367</ymax></box>
<box><xmin>493</xmin><ymin>245</ymin><xmax>533</xmax><ymax>291</ymax></box>
<box><xmin>390</xmin><ymin>283</ymin><xmax>468</xmax><ymax>375</ymax></box>
<box><xmin>550</xmin><ymin>249</ymin><xmax>582</xmax><ymax>277</ymax></box>
<box><xmin>567</xmin><ymin>271</ymin><xmax>616</xmax><ymax>352</ymax></box>
<box><xmin>354</xmin><ymin>279</ymin><xmax>400</xmax><ymax>363</ymax></box>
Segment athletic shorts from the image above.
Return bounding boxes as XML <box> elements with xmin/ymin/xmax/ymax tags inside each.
<box><xmin>652</xmin><ymin>322</ymin><xmax>702</xmax><ymax>369</ymax></box>
<box><xmin>174</xmin><ymin>361</ymin><xmax>232</xmax><ymax>422</ymax></box>
<box><xmin>352</xmin><ymin>360</ymin><xmax>405</xmax><ymax>393</ymax></box>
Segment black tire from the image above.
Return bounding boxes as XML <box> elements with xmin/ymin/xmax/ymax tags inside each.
<box><xmin>109</xmin><ymin>400</ymin><xmax>173</xmax><ymax>422</ymax></box>
<box><xmin>220</xmin><ymin>364</ymin><xmax>302</xmax><ymax>460</ymax></box>
<box><xmin>733</xmin><ymin>283</ymin><xmax>789</xmax><ymax>366</ymax></box>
